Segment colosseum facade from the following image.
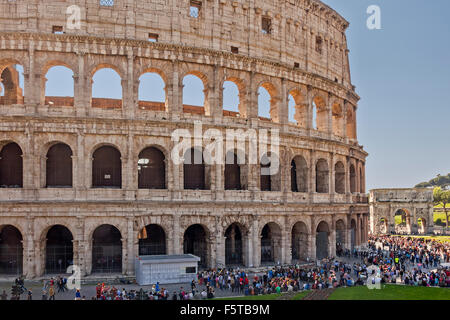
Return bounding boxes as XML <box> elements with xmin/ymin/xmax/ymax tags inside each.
<box><xmin>0</xmin><ymin>0</ymin><xmax>368</xmax><ymax>278</ymax></box>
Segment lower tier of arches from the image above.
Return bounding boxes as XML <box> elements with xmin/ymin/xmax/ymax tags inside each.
<box><xmin>0</xmin><ymin>207</ymin><xmax>369</xmax><ymax>278</ymax></box>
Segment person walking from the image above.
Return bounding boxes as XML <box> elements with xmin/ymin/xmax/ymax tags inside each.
<box><xmin>49</xmin><ymin>286</ymin><xmax>55</xmax><ymax>300</ymax></box>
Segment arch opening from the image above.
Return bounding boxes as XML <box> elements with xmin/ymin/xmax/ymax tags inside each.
<box><xmin>183</xmin><ymin>224</ymin><xmax>208</xmax><ymax>268</ymax></box>
<box><xmin>261</xmin><ymin>223</ymin><xmax>282</xmax><ymax>264</ymax></box>
<box><xmin>184</xmin><ymin>148</ymin><xmax>209</xmax><ymax>190</ymax></box>
<box><xmin>315</xmin><ymin>221</ymin><xmax>329</xmax><ymax>260</ymax></box>
<box><xmin>335</xmin><ymin>161</ymin><xmax>345</xmax><ymax>194</ymax></box>
<box><xmin>291</xmin><ymin>156</ymin><xmax>308</xmax><ymax>193</ymax></box>
<box><xmin>0</xmin><ymin>64</ymin><xmax>24</xmax><ymax>105</ymax></box>
<box><xmin>350</xmin><ymin>219</ymin><xmax>357</xmax><ymax>249</ymax></box>
<box><xmin>0</xmin><ymin>142</ymin><xmax>23</xmax><ymax>188</ymax></box>
<box><xmin>315</xmin><ymin>159</ymin><xmax>329</xmax><ymax>193</ymax></box>
<box><xmin>45</xmin><ymin>225</ymin><xmax>73</xmax><ymax>274</ymax></box>
<box><xmin>225</xmin><ymin>151</ymin><xmax>242</xmax><ymax>190</ymax></box>
<box><xmin>183</xmin><ymin>74</ymin><xmax>205</xmax><ymax>115</ymax></box>
<box><xmin>44</xmin><ymin>66</ymin><xmax>74</xmax><ymax>107</ymax></box>
<box><xmin>350</xmin><ymin>165</ymin><xmax>356</xmax><ymax>193</ymax></box>
<box><xmin>138</xmin><ymin>224</ymin><xmax>166</xmax><ymax>256</ymax></box>
<box><xmin>92</xmin><ymin>146</ymin><xmax>122</xmax><ymax>188</ymax></box>
<box><xmin>394</xmin><ymin>209</ymin><xmax>411</xmax><ymax>234</ymax></box>
<box><xmin>138</xmin><ymin>72</ymin><xmax>166</xmax><ymax>111</ymax></box>
<box><xmin>335</xmin><ymin>220</ymin><xmax>346</xmax><ymax>256</ymax></box>
<box><xmin>46</xmin><ymin>143</ymin><xmax>73</xmax><ymax>188</ymax></box>
<box><xmin>225</xmin><ymin>223</ymin><xmax>244</xmax><ymax>266</ymax></box>
<box><xmin>92</xmin><ymin>225</ymin><xmax>122</xmax><ymax>273</ymax></box>
<box><xmin>291</xmin><ymin>222</ymin><xmax>308</xmax><ymax>262</ymax></box>
<box><xmin>0</xmin><ymin>225</ymin><xmax>23</xmax><ymax>275</ymax></box>
<box><xmin>91</xmin><ymin>68</ymin><xmax>123</xmax><ymax>109</ymax></box>
<box><xmin>222</xmin><ymin>80</ymin><xmax>240</xmax><ymax>117</ymax></box>
<box><xmin>138</xmin><ymin>147</ymin><xmax>166</xmax><ymax>189</ymax></box>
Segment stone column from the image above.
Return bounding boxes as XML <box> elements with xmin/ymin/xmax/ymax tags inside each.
<box><xmin>330</xmin><ymin>217</ymin><xmax>336</xmax><ymax>257</ymax></box>
<box><xmin>127</xmin><ymin>218</ymin><xmax>136</xmax><ymax>276</ymax></box>
<box><xmin>343</xmin><ymin>100</ymin><xmax>348</xmax><ymax>142</ymax></box>
<box><xmin>121</xmin><ymin>237</ymin><xmax>128</xmax><ymax>275</ymax></box>
<box><xmin>309</xmin><ymin>150</ymin><xmax>315</xmax><ymax>198</ymax></box>
<box><xmin>123</xmin><ymin>48</ymin><xmax>135</xmax><ymax>119</ymax></box>
<box><xmin>172</xmin><ymin>215</ymin><xmax>182</xmax><ymax>254</ymax></box>
<box><xmin>216</xmin><ymin>235</ymin><xmax>226</xmax><ymax>268</ymax></box>
<box><xmin>74</xmin><ymin>52</ymin><xmax>87</xmax><ymax>117</ymax></box>
<box><xmin>210</xmin><ymin>65</ymin><xmax>222</xmax><ymax>121</ymax></box>
<box><xmin>309</xmin><ymin>216</ymin><xmax>316</xmax><ymax>260</ymax></box>
<box><xmin>329</xmin><ymin>152</ymin><xmax>335</xmax><ymax>199</ymax></box>
<box><xmin>327</xmin><ymin>93</ymin><xmax>333</xmax><ymax>137</ymax></box>
<box><xmin>169</xmin><ymin>60</ymin><xmax>182</xmax><ymax>119</ymax></box>
<box><xmin>247</xmin><ymin>71</ymin><xmax>258</xmax><ymax>120</ymax></box>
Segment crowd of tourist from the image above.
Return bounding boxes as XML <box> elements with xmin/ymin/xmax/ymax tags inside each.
<box><xmin>3</xmin><ymin>235</ymin><xmax>449</xmax><ymax>300</ymax></box>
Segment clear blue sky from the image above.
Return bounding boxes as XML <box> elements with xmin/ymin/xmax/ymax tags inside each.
<box><xmin>10</xmin><ymin>0</ymin><xmax>448</xmax><ymax>191</ymax></box>
<box><xmin>322</xmin><ymin>0</ymin><xmax>450</xmax><ymax>190</ymax></box>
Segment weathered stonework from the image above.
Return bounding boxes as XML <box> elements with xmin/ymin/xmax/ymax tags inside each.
<box><xmin>0</xmin><ymin>0</ymin><xmax>369</xmax><ymax>279</ymax></box>
<box><xmin>369</xmin><ymin>189</ymin><xmax>434</xmax><ymax>235</ymax></box>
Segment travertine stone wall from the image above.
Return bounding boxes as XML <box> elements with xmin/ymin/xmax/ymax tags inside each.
<box><xmin>0</xmin><ymin>0</ymin><xmax>369</xmax><ymax>278</ymax></box>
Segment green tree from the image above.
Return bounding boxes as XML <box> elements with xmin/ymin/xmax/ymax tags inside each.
<box><xmin>433</xmin><ymin>187</ymin><xmax>450</xmax><ymax>229</ymax></box>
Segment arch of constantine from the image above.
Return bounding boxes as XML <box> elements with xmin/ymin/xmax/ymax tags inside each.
<box><xmin>0</xmin><ymin>0</ymin><xmax>368</xmax><ymax>278</ymax></box>
<box><xmin>369</xmin><ymin>189</ymin><xmax>434</xmax><ymax>235</ymax></box>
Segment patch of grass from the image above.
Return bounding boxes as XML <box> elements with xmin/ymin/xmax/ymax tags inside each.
<box><xmin>328</xmin><ymin>285</ymin><xmax>450</xmax><ymax>300</ymax></box>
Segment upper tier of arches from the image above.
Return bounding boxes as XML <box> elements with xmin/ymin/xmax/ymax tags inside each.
<box><xmin>0</xmin><ymin>55</ymin><xmax>359</xmax><ymax>141</ymax></box>
<box><xmin>0</xmin><ymin>0</ymin><xmax>352</xmax><ymax>88</ymax></box>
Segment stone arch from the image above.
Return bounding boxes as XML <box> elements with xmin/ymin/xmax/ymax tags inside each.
<box><xmin>394</xmin><ymin>208</ymin><xmax>412</xmax><ymax>234</ymax></box>
<box><xmin>90</xmin><ymin>64</ymin><xmax>123</xmax><ymax>109</ymax></box>
<box><xmin>260</xmin><ymin>151</ymin><xmax>281</xmax><ymax>192</ymax></box>
<box><xmin>0</xmin><ymin>225</ymin><xmax>23</xmax><ymax>275</ymax></box>
<box><xmin>42</xmin><ymin>61</ymin><xmax>75</xmax><ymax>107</ymax></box>
<box><xmin>346</xmin><ymin>104</ymin><xmax>357</xmax><ymax>139</ymax></box>
<box><xmin>182</xmin><ymin>70</ymin><xmax>209</xmax><ymax>115</ymax></box>
<box><xmin>45</xmin><ymin>143</ymin><xmax>73</xmax><ymax>188</ymax></box>
<box><xmin>291</xmin><ymin>155</ymin><xmax>308</xmax><ymax>192</ymax></box>
<box><xmin>335</xmin><ymin>219</ymin><xmax>346</xmax><ymax>255</ymax></box>
<box><xmin>331</xmin><ymin>100</ymin><xmax>344</xmax><ymax>136</ymax></box>
<box><xmin>288</xmin><ymin>88</ymin><xmax>307</xmax><ymax>127</ymax></box>
<box><xmin>350</xmin><ymin>164</ymin><xmax>356</xmax><ymax>193</ymax></box>
<box><xmin>138</xmin><ymin>146</ymin><xmax>166</xmax><ymax>189</ymax></box>
<box><xmin>138</xmin><ymin>67</ymin><xmax>168</xmax><ymax>112</ymax></box>
<box><xmin>257</xmin><ymin>80</ymin><xmax>279</xmax><ymax>122</ymax></box>
<box><xmin>291</xmin><ymin>221</ymin><xmax>309</xmax><ymax>262</ymax></box>
<box><xmin>350</xmin><ymin>219</ymin><xmax>357</xmax><ymax>249</ymax></box>
<box><xmin>0</xmin><ymin>142</ymin><xmax>23</xmax><ymax>188</ymax></box>
<box><xmin>379</xmin><ymin>217</ymin><xmax>388</xmax><ymax>234</ymax></box>
<box><xmin>138</xmin><ymin>224</ymin><xmax>167</xmax><ymax>255</ymax></box>
<box><xmin>92</xmin><ymin>145</ymin><xmax>122</xmax><ymax>188</ymax></box>
<box><xmin>315</xmin><ymin>158</ymin><xmax>329</xmax><ymax>193</ymax></box>
<box><xmin>224</xmin><ymin>222</ymin><xmax>247</xmax><ymax>265</ymax></box>
<box><xmin>312</xmin><ymin>94</ymin><xmax>328</xmax><ymax>132</ymax></box>
<box><xmin>183</xmin><ymin>224</ymin><xmax>211</xmax><ymax>268</ymax></box>
<box><xmin>0</xmin><ymin>62</ymin><xmax>24</xmax><ymax>105</ymax></box>
<box><xmin>359</xmin><ymin>165</ymin><xmax>365</xmax><ymax>193</ymax></box>
<box><xmin>260</xmin><ymin>222</ymin><xmax>282</xmax><ymax>264</ymax></box>
<box><xmin>43</xmin><ymin>225</ymin><xmax>74</xmax><ymax>274</ymax></box>
<box><xmin>315</xmin><ymin>220</ymin><xmax>330</xmax><ymax>260</ymax></box>
<box><xmin>334</xmin><ymin>161</ymin><xmax>345</xmax><ymax>194</ymax></box>
<box><xmin>91</xmin><ymin>224</ymin><xmax>123</xmax><ymax>273</ymax></box>
<box><xmin>183</xmin><ymin>147</ymin><xmax>210</xmax><ymax>190</ymax></box>
<box><xmin>222</xmin><ymin>76</ymin><xmax>247</xmax><ymax>117</ymax></box>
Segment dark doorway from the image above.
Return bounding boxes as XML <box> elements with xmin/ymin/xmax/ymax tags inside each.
<box><xmin>291</xmin><ymin>160</ymin><xmax>298</xmax><ymax>192</ymax></box>
<box><xmin>138</xmin><ymin>224</ymin><xmax>166</xmax><ymax>255</ymax></box>
<box><xmin>316</xmin><ymin>222</ymin><xmax>329</xmax><ymax>260</ymax></box>
<box><xmin>0</xmin><ymin>143</ymin><xmax>23</xmax><ymax>188</ymax></box>
<box><xmin>92</xmin><ymin>225</ymin><xmax>122</xmax><ymax>273</ymax></box>
<box><xmin>184</xmin><ymin>148</ymin><xmax>206</xmax><ymax>190</ymax></box>
<box><xmin>46</xmin><ymin>144</ymin><xmax>73</xmax><ymax>187</ymax></box>
<box><xmin>0</xmin><ymin>225</ymin><xmax>23</xmax><ymax>275</ymax></box>
<box><xmin>92</xmin><ymin>146</ymin><xmax>122</xmax><ymax>188</ymax></box>
<box><xmin>184</xmin><ymin>224</ymin><xmax>208</xmax><ymax>268</ymax></box>
<box><xmin>45</xmin><ymin>225</ymin><xmax>74</xmax><ymax>274</ymax></box>
<box><xmin>291</xmin><ymin>222</ymin><xmax>308</xmax><ymax>262</ymax></box>
<box><xmin>225</xmin><ymin>223</ymin><xmax>243</xmax><ymax>265</ymax></box>
<box><xmin>260</xmin><ymin>154</ymin><xmax>271</xmax><ymax>191</ymax></box>
<box><xmin>225</xmin><ymin>152</ymin><xmax>241</xmax><ymax>190</ymax></box>
<box><xmin>138</xmin><ymin>147</ymin><xmax>166</xmax><ymax>189</ymax></box>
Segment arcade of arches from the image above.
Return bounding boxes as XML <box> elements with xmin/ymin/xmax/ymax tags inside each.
<box><xmin>0</xmin><ymin>213</ymin><xmax>368</xmax><ymax>277</ymax></box>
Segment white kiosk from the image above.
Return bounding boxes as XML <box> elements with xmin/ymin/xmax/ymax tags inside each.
<box><xmin>135</xmin><ymin>254</ymin><xmax>200</xmax><ymax>285</ymax></box>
